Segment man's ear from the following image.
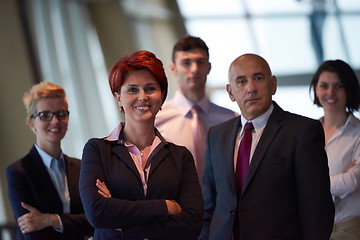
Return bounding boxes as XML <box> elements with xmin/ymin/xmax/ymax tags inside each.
<box><xmin>205</xmin><ymin>61</ymin><xmax>211</xmax><ymax>75</ymax></box>
<box><xmin>226</xmin><ymin>84</ymin><xmax>235</xmax><ymax>102</ymax></box>
<box><xmin>271</xmin><ymin>75</ymin><xmax>277</xmax><ymax>95</ymax></box>
<box><xmin>169</xmin><ymin>62</ymin><xmax>177</xmax><ymax>75</ymax></box>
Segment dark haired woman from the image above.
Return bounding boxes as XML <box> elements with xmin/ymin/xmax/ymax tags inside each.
<box><xmin>310</xmin><ymin>59</ymin><xmax>360</xmax><ymax>239</ymax></box>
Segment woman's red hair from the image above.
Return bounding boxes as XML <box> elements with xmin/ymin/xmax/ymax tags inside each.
<box><xmin>108</xmin><ymin>50</ymin><xmax>168</xmax><ymax>103</ymax></box>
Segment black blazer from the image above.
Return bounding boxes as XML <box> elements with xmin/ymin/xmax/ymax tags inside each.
<box><xmin>6</xmin><ymin>145</ymin><xmax>93</xmax><ymax>240</ymax></box>
<box><xmin>201</xmin><ymin>102</ymin><xmax>334</xmax><ymax>240</ymax></box>
<box><xmin>79</xmin><ymin>135</ymin><xmax>203</xmax><ymax>240</ymax></box>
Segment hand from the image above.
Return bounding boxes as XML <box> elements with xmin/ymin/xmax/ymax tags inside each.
<box><xmin>96</xmin><ymin>179</ymin><xmax>112</xmax><ymax>198</ymax></box>
<box><xmin>17</xmin><ymin>202</ymin><xmax>59</xmax><ymax>233</ymax></box>
<box><xmin>165</xmin><ymin>200</ymin><xmax>182</xmax><ymax>215</ymax></box>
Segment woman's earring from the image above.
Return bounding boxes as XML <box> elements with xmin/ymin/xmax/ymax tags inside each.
<box><xmin>32</xmin><ymin>129</ymin><xmax>36</xmax><ymax>134</ymax></box>
<box><xmin>120</xmin><ymin>107</ymin><xmax>125</xmax><ymax>113</ymax></box>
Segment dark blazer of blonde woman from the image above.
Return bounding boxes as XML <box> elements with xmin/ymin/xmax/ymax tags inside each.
<box><xmin>6</xmin><ymin>145</ymin><xmax>93</xmax><ymax>240</ymax></box>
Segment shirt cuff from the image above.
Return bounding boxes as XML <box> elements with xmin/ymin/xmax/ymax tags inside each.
<box><xmin>53</xmin><ymin>214</ymin><xmax>64</xmax><ymax>233</ymax></box>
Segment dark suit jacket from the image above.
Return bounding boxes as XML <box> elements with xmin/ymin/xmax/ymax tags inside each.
<box><xmin>200</xmin><ymin>102</ymin><xmax>334</xmax><ymax>240</ymax></box>
<box><xmin>79</xmin><ymin>132</ymin><xmax>203</xmax><ymax>240</ymax></box>
<box><xmin>6</xmin><ymin>145</ymin><xmax>93</xmax><ymax>240</ymax></box>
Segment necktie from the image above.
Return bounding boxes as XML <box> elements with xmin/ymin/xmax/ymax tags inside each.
<box><xmin>234</xmin><ymin>122</ymin><xmax>254</xmax><ymax>240</ymax></box>
<box><xmin>191</xmin><ymin>105</ymin><xmax>206</xmax><ymax>180</ymax></box>
<box><xmin>235</xmin><ymin>122</ymin><xmax>254</xmax><ymax>195</ymax></box>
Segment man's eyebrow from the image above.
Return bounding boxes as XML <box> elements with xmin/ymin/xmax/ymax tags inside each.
<box><xmin>180</xmin><ymin>57</ymin><xmax>206</xmax><ymax>61</ymax></box>
<box><xmin>235</xmin><ymin>75</ymin><xmax>246</xmax><ymax>81</ymax></box>
<box><xmin>254</xmin><ymin>72</ymin><xmax>264</xmax><ymax>76</ymax></box>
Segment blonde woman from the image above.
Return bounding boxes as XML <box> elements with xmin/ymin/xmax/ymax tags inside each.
<box><xmin>6</xmin><ymin>82</ymin><xmax>93</xmax><ymax>239</ymax></box>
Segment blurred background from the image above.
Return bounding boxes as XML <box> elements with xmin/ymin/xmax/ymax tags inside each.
<box><xmin>1</xmin><ymin>0</ymin><xmax>359</xmax><ymax>238</ymax></box>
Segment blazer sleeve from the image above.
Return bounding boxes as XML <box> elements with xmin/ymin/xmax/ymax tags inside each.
<box><xmin>6</xmin><ymin>156</ymin><xmax>93</xmax><ymax>240</ymax></box>
<box><xmin>59</xmin><ymin>213</ymin><xmax>93</xmax><ymax>239</ymax></box>
<box><xmin>295</xmin><ymin>119</ymin><xmax>334</xmax><ymax>239</ymax></box>
<box><xmin>198</xmin><ymin>126</ymin><xmax>216</xmax><ymax>240</ymax></box>
<box><xmin>6</xmin><ymin>163</ymin><xmax>34</xmax><ymax>220</ymax></box>
<box><xmin>6</xmin><ymin>161</ymin><xmax>63</xmax><ymax>240</ymax></box>
<box><xmin>59</xmin><ymin>157</ymin><xmax>94</xmax><ymax>238</ymax></box>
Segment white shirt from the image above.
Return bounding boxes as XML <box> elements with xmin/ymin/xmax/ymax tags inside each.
<box><xmin>233</xmin><ymin>104</ymin><xmax>274</xmax><ymax>170</ymax></box>
<box><xmin>35</xmin><ymin>144</ymin><xmax>70</xmax><ymax>214</ymax></box>
<box><xmin>321</xmin><ymin>113</ymin><xmax>360</xmax><ymax>223</ymax></box>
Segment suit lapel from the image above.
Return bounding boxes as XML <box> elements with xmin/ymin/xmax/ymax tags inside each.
<box><xmin>24</xmin><ymin>146</ymin><xmax>63</xmax><ymax>212</ymax></box>
<box><xmin>147</xmin><ymin>142</ymin><xmax>168</xmax><ymax>179</ymax></box>
<box><xmin>224</xmin><ymin>117</ymin><xmax>242</xmax><ymax>197</ymax></box>
<box><xmin>65</xmin><ymin>156</ymin><xmax>80</xmax><ymax>212</ymax></box>
<box><xmin>111</xmin><ymin>142</ymin><xmax>143</xmax><ymax>184</ymax></box>
<box><xmin>65</xmin><ymin>156</ymin><xmax>75</xmax><ymax>199</ymax></box>
<box><xmin>242</xmin><ymin>102</ymin><xmax>283</xmax><ymax>194</ymax></box>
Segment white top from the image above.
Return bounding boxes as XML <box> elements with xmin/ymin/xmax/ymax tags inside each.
<box><xmin>35</xmin><ymin>144</ymin><xmax>70</xmax><ymax>214</ymax></box>
<box><xmin>322</xmin><ymin>113</ymin><xmax>360</xmax><ymax>223</ymax></box>
<box><xmin>233</xmin><ymin>104</ymin><xmax>274</xmax><ymax>170</ymax></box>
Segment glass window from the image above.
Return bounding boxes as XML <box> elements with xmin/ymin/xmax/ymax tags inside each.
<box><xmin>177</xmin><ymin>0</ymin><xmax>244</xmax><ymax>17</ymax></box>
<box><xmin>185</xmin><ymin>19</ymin><xmax>253</xmax><ymax>87</ymax></box>
<box><xmin>252</xmin><ymin>17</ymin><xmax>316</xmax><ymax>75</ymax></box>
<box><xmin>338</xmin><ymin>0</ymin><xmax>360</xmax><ymax>11</ymax></box>
<box><xmin>246</xmin><ymin>0</ymin><xmax>309</xmax><ymax>14</ymax></box>
<box><xmin>341</xmin><ymin>15</ymin><xmax>360</xmax><ymax>66</ymax></box>
<box><xmin>177</xmin><ymin>0</ymin><xmax>360</xmax><ymax>118</ymax></box>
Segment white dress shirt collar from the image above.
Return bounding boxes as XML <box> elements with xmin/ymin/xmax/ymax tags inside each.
<box><xmin>320</xmin><ymin>112</ymin><xmax>359</xmax><ymax>145</ymax></box>
<box><xmin>105</xmin><ymin>122</ymin><xmax>168</xmax><ymax>145</ymax></box>
<box><xmin>35</xmin><ymin>144</ymin><xmax>65</xmax><ymax>169</ymax></box>
<box><xmin>240</xmin><ymin>103</ymin><xmax>274</xmax><ymax>132</ymax></box>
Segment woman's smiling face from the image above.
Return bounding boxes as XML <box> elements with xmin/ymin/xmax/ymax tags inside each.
<box><xmin>115</xmin><ymin>69</ymin><xmax>163</xmax><ymax>123</ymax></box>
<box><xmin>315</xmin><ymin>71</ymin><xmax>347</xmax><ymax>113</ymax></box>
<box><xmin>28</xmin><ymin>97</ymin><xmax>69</xmax><ymax>147</ymax></box>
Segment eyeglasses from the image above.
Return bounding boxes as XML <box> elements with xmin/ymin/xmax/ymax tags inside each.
<box><xmin>31</xmin><ymin>110</ymin><xmax>70</xmax><ymax>121</ymax></box>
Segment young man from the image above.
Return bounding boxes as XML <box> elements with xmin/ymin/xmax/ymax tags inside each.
<box><xmin>155</xmin><ymin>35</ymin><xmax>237</xmax><ymax>181</ymax></box>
